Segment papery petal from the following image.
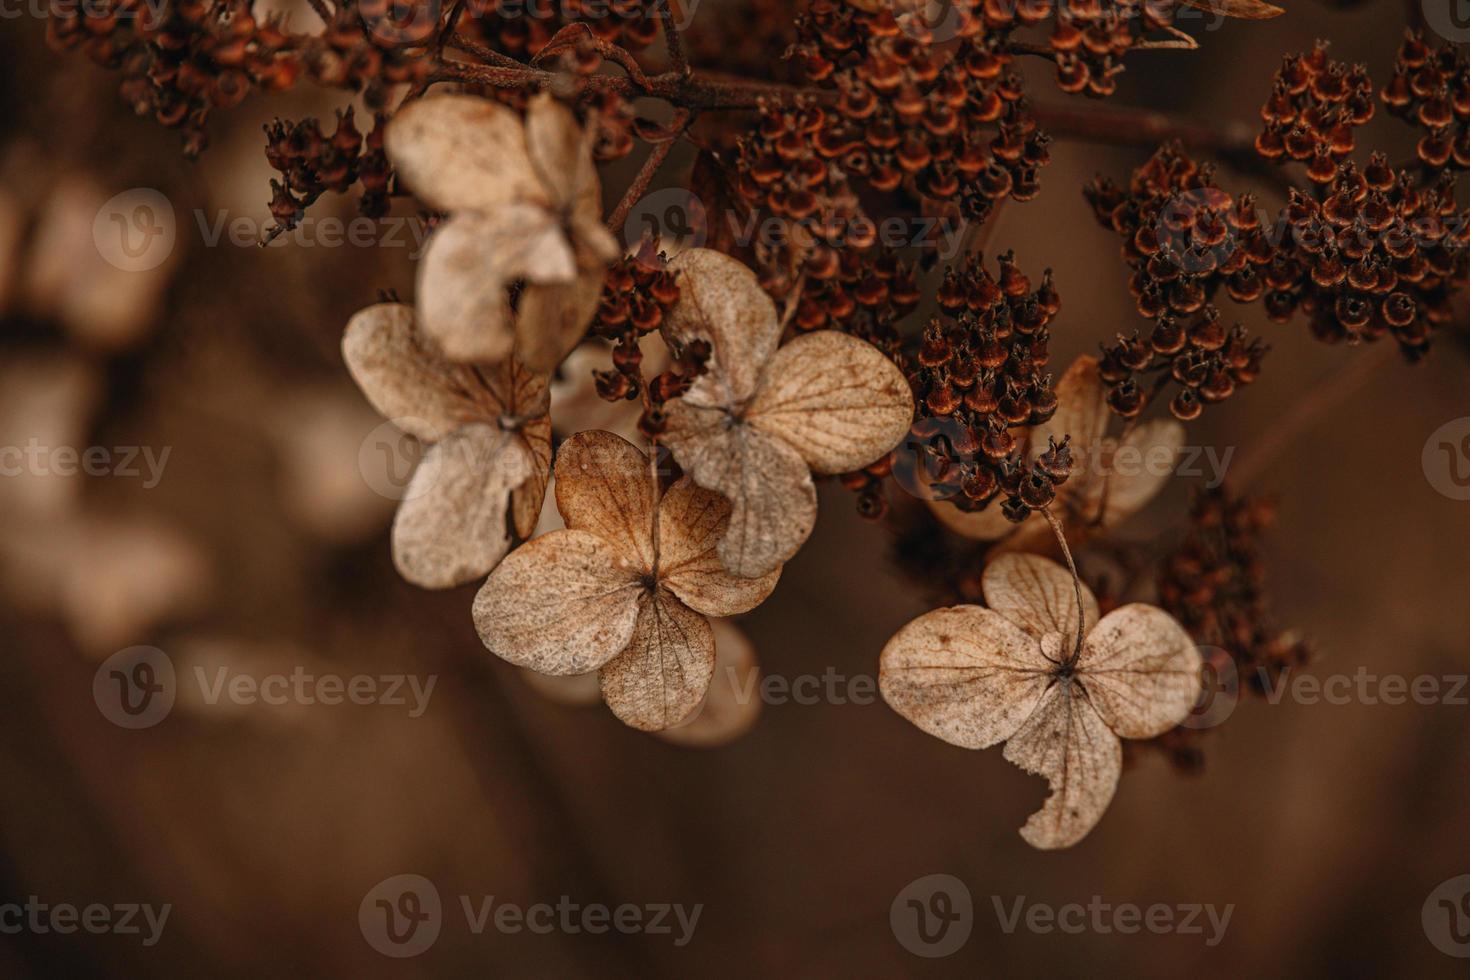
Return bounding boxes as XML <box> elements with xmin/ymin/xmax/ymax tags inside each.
<box><xmin>1002</xmin><ymin>681</ymin><xmax>1122</xmax><ymax>850</ymax></box>
<box><xmin>663</xmin><ymin>249</ymin><xmax>781</xmax><ymax>406</ymax></box>
<box><xmin>473</xmin><ymin>528</ymin><xmax>644</xmax><ymax>674</ymax></box>
<box><xmin>656</xmin><ymin>618</ymin><xmax>761</xmax><ymax>747</ymax></box>
<box><xmin>391</xmin><ymin>424</ymin><xmax>532</xmax><ymax>589</ymax></box>
<box><xmin>385</xmin><ymin>94</ymin><xmax>544</xmax><ymax>212</ymax></box>
<box><xmin>879</xmin><ymin>605</ymin><xmax>1053</xmax><ymax>750</ymax></box>
<box><xmin>1079</xmin><ymin>603</ymin><xmax>1202</xmax><ymax>738</ymax></box>
<box><xmin>417</xmin><ymin>208</ymin><xmax>551</xmax><ymax>364</ymax></box>
<box><xmin>1082</xmin><ymin>420</ymin><xmax>1186</xmax><ymax>526</ymax></box>
<box><xmin>342</xmin><ymin>303</ymin><xmax>509</xmax><ymax>441</ymax></box>
<box><xmin>1178</xmin><ymin>0</ymin><xmax>1283</xmax><ymax>18</ymax></box>
<box><xmin>553</xmin><ymin>429</ymin><xmax>657</xmax><ymax>570</ymax></box>
<box><xmin>598</xmin><ymin>591</ymin><xmax>715</xmax><ymax>731</ymax></box>
<box><xmin>747</xmin><ymin>331</ymin><xmax>913</xmax><ymax>474</ymax></box>
<box><xmin>525</xmin><ymin>91</ymin><xmax>597</xmax><ymax>212</ymax></box>
<box><xmin>657</xmin><ymin>478</ymin><xmax>780</xmax><ymax>616</ymax></box>
<box><xmin>982</xmin><ymin>553</ymin><xmax>1100</xmax><ymax>642</ymax></box>
<box><xmin>517</xmin><ymin>268</ymin><xmax>605</xmax><ymax>373</ymax></box>
<box><xmin>510</xmin><ymin>418</ymin><xmax>552</xmax><ymax>540</ymax></box>
<box><xmin>662</xmin><ymin>399</ymin><xmax>816</xmax><ymax>578</ymax></box>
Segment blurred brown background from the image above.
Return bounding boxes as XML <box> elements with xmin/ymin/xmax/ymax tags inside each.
<box><xmin>2</xmin><ymin>1</ymin><xmax>1469</xmax><ymax>976</ymax></box>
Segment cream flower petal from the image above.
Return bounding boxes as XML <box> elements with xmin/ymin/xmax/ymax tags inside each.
<box><xmin>553</xmin><ymin>430</ymin><xmax>657</xmax><ymax>570</ymax></box>
<box><xmin>510</xmin><ymin>417</ymin><xmax>552</xmax><ymax>540</ymax></box>
<box><xmin>657</xmin><ymin>619</ymin><xmax>761</xmax><ymax>747</ymax></box>
<box><xmin>385</xmin><ymin>94</ymin><xmax>545</xmax><ymax>212</ymax></box>
<box><xmin>516</xmin><ymin>268</ymin><xmax>606</xmax><ymax>374</ymax></box>
<box><xmin>1079</xmin><ymin>603</ymin><xmax>1202</xmax><ymax>738</ymax></box>
<box><xmin>664</xmin><ymin>248</ymin><xmax>781</xmax><ymax>405</ymax></box>
<box><xmin>524</xmin><ymin>91</ymin><xmax>597</xmax><ymax>212</ymax></box>
<box><xmin>473</xmin><ymin>528</ymin><xmax>644</xmax><ymax>675</ymax></box>
<box><xmin>662</xmin><ymin>399</ymin><xmax>816</xmax><ymax>578</ymax></box>
<box><xmin>417</xmin><ymin>210</ymin><xmax>539</xmax><ymax>364</ymax></box>
<box><xmin>391</xmin><ymin>424</ymin><xmax>532</xmax><ymax>589</ymax></box>
<box><xmin>982</xmin><ymin>553</ymin><xmax>1100</xmax><ymax>642</ymax></box>
<box><xmin>1001</xmin><ymin>680</ymin><xmax>1122</xmax><ymax>850</ymax></box>
<box><xmin>1083</xmin><ymin>419</ymin><xmax>1186</xmax><ymax>526</ymax></box>
<box><xmin>747</xmin><ymin>331</ymin><xmax>914</xmax><ymax>475</ymax></box>
<box><xmin>878</xmin><ymin>605</ymin><xmax>1053</xmax><ymax>750</ymax></box>
<box><xmin>656</xmin><ymin>478</ymin><xmax>780</xmax><ymax>616</ymax></box>
<box><xmin>598</xmin><ymin>591</ymin><xmax>715</xmax><ymax>731</ymax></box>
<box><xmin>571</xmin><ymin>211</ymin><xmax>621</xmax><ymax>266</ymax></box>
<box><xmin>342</xmin><ymin>303</ymin><xmax>508</xmax><ymax>441</ymax></box>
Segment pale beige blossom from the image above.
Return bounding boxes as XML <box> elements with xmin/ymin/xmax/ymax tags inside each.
<box><xmin>342</xmin><ymin>303</ymin><xmax>551</xmax><ymax>588</ymax></box>
<box><xmin>660</xmin><ymin>249</ymin><xmax>914</xmax><ymax>578</ymax></box>
<box><xmin>386</xmin><ymin>93</ymin><xmax>619</xmax><ymax>368</ymax></box>
<box><xmin>474</xmin><ymin>430</ymin><xmax>779</xmax><ymax>731</ymax></box>
<box><xmin>880</xmin><ymin>553</ymin><xmax>1202</xmax><ymax>849</ymax></box>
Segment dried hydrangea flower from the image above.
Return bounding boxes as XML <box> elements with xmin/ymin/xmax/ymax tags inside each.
<box><xmin>660</xmin><ymin>248</ymin><xmax>914</xmax><ymax>578</ymax></box>
<box><xmin>880</xmin><ymin>553</ymin><xmax>1202</xmax><ymax>849</ymax></box>
<box><xmin>656</xmin><ymin>618</ymin><xmax>762</xmax><ymax>748</ymax></box>
<box><xmin>386</xmin><ymin>92</ymin><xmax>619</xmax><ymax>368</ymax></box>
<box><xmin>342</xmin><ymin>303</ymin><xmax>551</xmax><ymax>589</ymax></box>
<box><xmin>930</xmin><ymin>355</ymin><xmax>1182</xmax><ymax>545</ymax></box>
<box><xmin>474</xmin><ymin>430</ymin><xmax>780</xmax><ymax>731</ymax></box>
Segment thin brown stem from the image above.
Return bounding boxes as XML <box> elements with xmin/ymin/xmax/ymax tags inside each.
<box><xmin>1041</xmin><ymin>505</ymin><xmax>1087</xmax><ymax>662</ymax></box>
<box><xmin>660</xmin><ymin>0</ymin><xmax>690</xmax><ymax>77</ymax></box>
<box><xmin>606</xmin><ymin>108</ymin><xmax>694</xmax><ymax>232</ymax></box>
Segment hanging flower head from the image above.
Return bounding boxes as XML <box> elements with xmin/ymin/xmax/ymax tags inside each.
<box><xmin>474</xmin><ymin>430</ymin><xmax>780</xmax><ymax>731</ymax></box>
<box><xmin>930</xmin><ymin>355</ymin><xmax>1184</xmax><ymax>546</ymax></box>
<box><xmin>342</xmin><ymin>303</ymin><xmax>551</xmax><ymax>588</ymax></box>
<box><xmin>880</xmin><ymin>553</ymin><xmax>1203</xmax><ymax>849</ymax></box>
<box><xmin>386</xmin><ymin>92</ymin><xmax>620</xmax><ymax>369</ymax></box>
<box><xmin>659</xmin><ymin>248</ymin><xmax>914</xmax><ymax>578</ymax></box>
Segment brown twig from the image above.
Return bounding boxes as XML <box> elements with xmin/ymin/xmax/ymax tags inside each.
<box><xmin>606</xmin><ymin>108</ymin><xmax>694</xmax><ymax>232</ymax></box>
<box><xmin>660</xmin><ymin>0</ymin><xmax>691</xmax><ymax>77</ymax></box>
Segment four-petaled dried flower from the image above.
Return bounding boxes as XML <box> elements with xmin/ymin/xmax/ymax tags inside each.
<box><xmin>386</xmin><ymin>92</ymin><xmax>620</xmax><ymax>368</ymax></box>
<box><xmin>880</xmin><ymin>553</ymin><xmax>1202</xmax><ymax>849</ymax></box>
<box><xmin>474</xmin><ymin>430</ymin><xmax>780</xmax><ymax>731</ymax></box>
<box><xmin>660</xmin><ymin>249</ymin><xmax>914</xmax><ymax>578</ymax></box>
<box><xmin>343</xmin><ymin>303</ymin><xmax>551</xmax><ymax>588</ymax></box>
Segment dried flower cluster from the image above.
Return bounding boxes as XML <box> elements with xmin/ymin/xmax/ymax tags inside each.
<box><xmin>265</xmin><ymin>107</ymin><xmax>391</xmax><ymax>235</ymax></box>
<box><xmin>1158</xmin><ymin>488</ymin><xmax>1310</xmax><ymax>696</ymax></box>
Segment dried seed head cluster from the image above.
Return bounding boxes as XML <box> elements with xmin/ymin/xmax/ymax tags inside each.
<box><xmin>1255</xmin><ymin>40</ymin><xmax>1469</xmax><ymax>358</ymax></box>
<box><xmin>1157</xmin><ymin>488</ymin><xmax>1310</xmax><ymax>696</ymax></box>
<box><xmin>587</xmin><ymin>241</ymin><xmax>713</xmax><ymax>439</ymax></box>
<box><xmin>791</xmin><ymin>0</ymin><xmax>1049</xmax><ymax>225</ymax></box>
<box><xmin>265</xmin><ymin>107</ymin><xmax>391</xmax><ymax>236</ymax></box>
<box><xmin>1382</xmin><ymin>31</ymin><xmax>1470</xmax><ymax>172</ymax></box>
<box><xmin>1084</xmin><ymin>146</ymin><xmax>1268</xmax><ymax>421</ymax></box>
<box><xmin>901</xmin><ymin>251</ymin><xmax>1066</xmax><ymax>525</ymax></box>
<box><xmin>463</xmin><ymin>0</ymin><xmax>662</xmax><ymax>59</ymax></box>
<box><xmin>47</xmin><ymin>0</ymin><xmax>425</xmax><ymax>157</ymax></box>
